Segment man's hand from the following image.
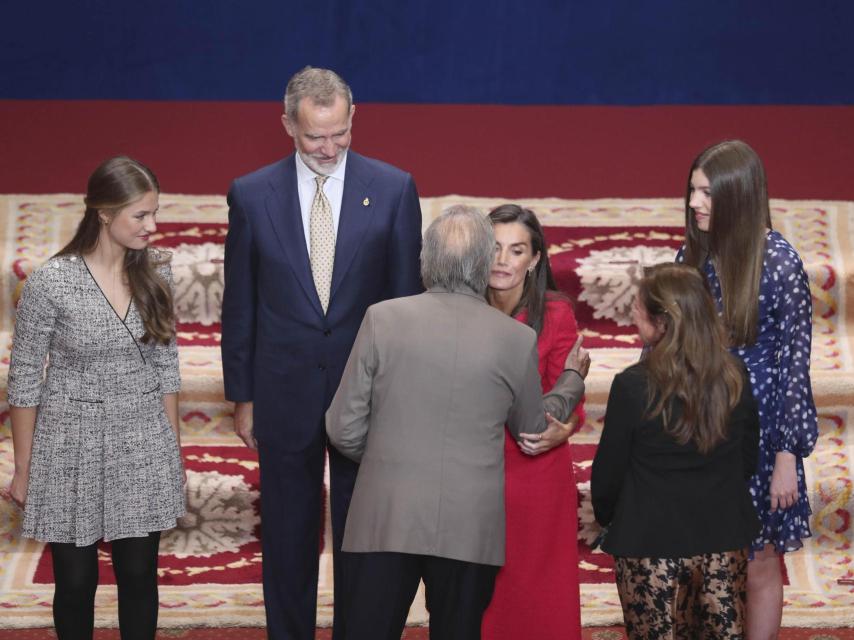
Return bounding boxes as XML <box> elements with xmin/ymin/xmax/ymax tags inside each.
<box><xmin>769</xmin><ymin>451</ymin><xmax>798</xmax><ymax>512</ymax></box>
<box><xmin>233</xmin><ymin>401</ymin><xmax>257</xmax><ymax>450</ymax></box>
<box><xmin>564</xmin><ymin>336</ymin><xmax>590</xmax><ymax>379</ymax></box>
<box><xmin>518</xmin><ymin>412</ymin><xmax>578</xmax><ymax>456</ymax></box>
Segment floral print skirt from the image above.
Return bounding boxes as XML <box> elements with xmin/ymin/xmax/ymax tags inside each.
<box><xmin>614</xmin><ymin>550</ymin><xmax>748</xmax><ymax>639</ymax></box>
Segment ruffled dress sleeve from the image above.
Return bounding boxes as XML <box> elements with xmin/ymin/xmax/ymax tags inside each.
<box><xmin>767</xmin><ymin>241</ymin><xmax>818</xmax><ymax>457</ymax></box>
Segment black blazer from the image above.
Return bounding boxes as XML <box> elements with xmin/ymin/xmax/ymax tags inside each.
<box><xmin>591</xmin><ymin>362</ymin><xmax>760</xmax><ymax>558</ymax></box>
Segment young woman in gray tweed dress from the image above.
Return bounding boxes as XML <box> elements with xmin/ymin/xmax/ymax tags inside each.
<box><xmin>7</xmin><ymin>156</ymin><xmax>185</xmax><ymax>639</ymax></box>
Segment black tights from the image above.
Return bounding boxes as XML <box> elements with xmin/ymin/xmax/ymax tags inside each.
<box><xmin>50</xmin><ymin>531</ymin><xmax>161</xmax><ymax>640</ymax></box>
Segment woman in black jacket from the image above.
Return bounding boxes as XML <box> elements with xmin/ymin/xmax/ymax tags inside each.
<box><xmin>592</xmin><ymin>262</ymin><xmax>760</xmax><ymax>639</ymax></box>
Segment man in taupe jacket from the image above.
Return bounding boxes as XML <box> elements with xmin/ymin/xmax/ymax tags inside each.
<box><xmin>326</xmin><ymin>205</ymin><xmax>587</xmax><ymax>640</ymax></box>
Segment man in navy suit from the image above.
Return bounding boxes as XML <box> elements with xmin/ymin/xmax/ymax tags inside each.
<box><xmin>221</xmin><ymin>66</ymin><xmax>423</xmax><ymax>640</ymax></box>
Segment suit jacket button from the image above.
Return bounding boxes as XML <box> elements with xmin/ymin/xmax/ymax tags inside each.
<box><xmin>324</xmin><ymin>330</ymin><xmax>331</xmax><ymax>336</ymax></box>
<box><xmin>318</xmin><ymin>364</ymin><xmax>326</xmax><ymax>371</ymax></box>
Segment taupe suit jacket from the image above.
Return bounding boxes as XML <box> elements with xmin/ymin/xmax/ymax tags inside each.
<box><xmin>325</xmin><ymin>286</ymin><xmax>584</xmax><ymax>566</ymax></box>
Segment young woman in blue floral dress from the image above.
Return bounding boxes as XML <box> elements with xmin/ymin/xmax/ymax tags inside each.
<box><xmin>677</xmin><ymin>140</ymin><xmax>818</xmax><ymax>639</ymax></box>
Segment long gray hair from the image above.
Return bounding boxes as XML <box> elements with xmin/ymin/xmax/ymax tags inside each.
<box><xmin>421</xmin><ymin>205</ymin><xmax>494</xmax><ymax>294</ymax></box>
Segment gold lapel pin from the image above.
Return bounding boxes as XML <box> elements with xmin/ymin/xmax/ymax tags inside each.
<box><xmin>362</xmin><ymin>197</ymin><xmax>370</xmax><ymax>206</ymax></box>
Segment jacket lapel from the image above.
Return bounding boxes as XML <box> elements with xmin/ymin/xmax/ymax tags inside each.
<box><xmin>264</xmin><ymin>156</ymin><xmax>324</xmax><ymax>316</ymax></box>
<box><xmin>331</xmin><ymin>152</ymin><xmax>376</xmax><ymax>301</ymax></box>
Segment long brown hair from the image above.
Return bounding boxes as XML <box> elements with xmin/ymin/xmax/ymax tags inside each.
<box><xmin>639</xmin><ymin>263</ymin><xmax>744</xmax><ymax>454</ymax></box>
<box><xmin>487</xmin><ymin>204</ymin><xmax>566</xmax><ymax>335</ymax></box>
<box><xmin>57</xmin><ymin>156</ymin><xmax>175</xmax><ymax>344</ymax></box>
<box><xmin>682</xmin><ymin>140</ymin><xmax>771</xmax><ymax>346</ymax></box>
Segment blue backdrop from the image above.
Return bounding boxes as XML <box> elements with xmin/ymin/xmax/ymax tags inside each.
<box><xmin>3</xmin><ymin>0</ymin><xmax>853</xmax><ymax>104</ymax></box>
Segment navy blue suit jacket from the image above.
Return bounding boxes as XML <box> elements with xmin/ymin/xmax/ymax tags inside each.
<box><xmin>221</xmin><ymin>151</ymin><xmax>423</xmax><ymax>450</ymax></box>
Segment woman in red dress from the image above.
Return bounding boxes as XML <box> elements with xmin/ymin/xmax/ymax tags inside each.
<box><xmin>482</xmin><ymin>204</ymin><xmax>584</xmax><ymax>640</ymax></box>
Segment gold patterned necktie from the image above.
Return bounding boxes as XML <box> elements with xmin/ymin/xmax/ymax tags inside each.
<box><xmin>310</xmin><ymin>175</ymin><xmax>335</xmax><ymax>313</ymax></box>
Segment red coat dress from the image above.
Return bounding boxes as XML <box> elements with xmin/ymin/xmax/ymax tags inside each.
<box><xmin>482</xmin><ymin>298</ymin><xmax>583</xmax><ymax>640</ymax></box>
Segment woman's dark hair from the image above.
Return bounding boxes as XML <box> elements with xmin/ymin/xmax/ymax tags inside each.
<box><xmin>682</xmin><ymin>139</ymin><xmax>771</xmax><ymax>346</ymax></box>
<box><xmin>639</xmin><ymin>263</ymin><xmax>744</xmax><ymax>454</ymax></box>
<box><xmin>487</xmin><ymin>204</ymin><xmax>565</xmax><ymax>335</ymax></box>
<box><xmin>57</xmin><ymin>156</ymin><xmax>175</xmax><ymax>344</ymax></box>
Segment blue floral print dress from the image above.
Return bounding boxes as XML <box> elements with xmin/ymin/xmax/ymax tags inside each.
<box><xmin>677</xmin><ymin>230</ymin><xmax>818</xmax><ymax>553</ymax></box>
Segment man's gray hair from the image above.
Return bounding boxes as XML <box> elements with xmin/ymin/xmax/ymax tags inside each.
<box><xmin>420</xmin><ymin>205</ymin><xmax>495</xmax><ymax>295</ymax></box>
<box><xmin>283</xmin><ymin>66</ymin><xmax>353</xmax><ymax>122</ymax></box>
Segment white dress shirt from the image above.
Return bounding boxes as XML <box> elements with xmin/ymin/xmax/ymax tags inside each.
<box><xmin>295</xmin><ymin>151</ymin><xmax>348</xmax><ymax>256</ymax></box>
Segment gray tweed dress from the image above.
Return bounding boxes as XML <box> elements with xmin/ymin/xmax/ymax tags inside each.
<box><xmin>7</xmin><ymin>252</ymin><xmax>186</xmax><ymax>546</ymax></box>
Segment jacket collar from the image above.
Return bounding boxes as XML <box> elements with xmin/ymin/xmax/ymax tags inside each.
<box><xmin>427</xmin><ymin>284</ymin><xmax>486</xmax><ymax>302</ymax></box>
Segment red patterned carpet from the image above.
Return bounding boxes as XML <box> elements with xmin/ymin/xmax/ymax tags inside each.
<box><xmin>1</xmin><ymin>194</ymin><xmax>852</xmax><ymax>631</ymax></box>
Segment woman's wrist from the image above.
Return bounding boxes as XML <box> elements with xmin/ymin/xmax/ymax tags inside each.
<box><xmin>13</xmin><ymin>453</ymin><xmax>32</xmax><ymax>474</ymax></box>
